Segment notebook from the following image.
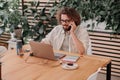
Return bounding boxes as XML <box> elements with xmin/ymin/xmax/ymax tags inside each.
<box><xmin>62</xmin><ymin>55</ymin><xmax>80</xmax><ymax>63</ymax></box>
<box><xmin>29</xmin><ymin>41</ymin><xmax>66</xmax><ymax>60</ymax></box>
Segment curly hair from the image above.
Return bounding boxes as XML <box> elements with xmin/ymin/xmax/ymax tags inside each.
<box><xmin>56</xmin><ymin>7</ymin><xmax>81</xmax><ymax>26</ymax></box>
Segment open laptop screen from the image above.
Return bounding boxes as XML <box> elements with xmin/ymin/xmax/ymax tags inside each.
<box><xmin>29</xmin><ymin>41</ymin><xmax>65</xmax><ymax>60</ymax></box>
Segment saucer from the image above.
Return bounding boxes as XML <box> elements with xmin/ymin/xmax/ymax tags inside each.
<box><xmin>61</xmin><ymin>63</ymin><xmax>78</xmax><ymax>70</ymax></box>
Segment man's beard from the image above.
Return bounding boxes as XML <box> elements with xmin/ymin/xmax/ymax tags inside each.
<box><xmin>63</xmin><ymin>25</ymin><xmax>71</xmax><ymax>32</ymax></box>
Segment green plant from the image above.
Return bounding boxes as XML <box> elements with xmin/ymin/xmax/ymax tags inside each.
<box><xmin>50</xmin><ymin>0</ymin><xmax>120</xmax><ymax>33</ymax></box>
<box><xmin>0</xmin><ymin>0</ymin><xmax>57</xmax><ymax>43</ymax></box>
<box><xmin>0</xmin><ymin>0</ymin><xmax>30</xmax><ymax>44</ymax></box>
<box><xmin>0</xmin><ymin>0</ymin><xmax>29</xmax><ymax>33</ymax></box>
<box><xmin>23</xmin><ymin>1</ymin><xmax>57</xmax><ymax>42</ymax></box>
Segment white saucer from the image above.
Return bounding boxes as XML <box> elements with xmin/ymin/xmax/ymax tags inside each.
<box><xmin>61</xmin><ymin>63</ymin><xmax>78</xmax><ymax>70</ymax></box>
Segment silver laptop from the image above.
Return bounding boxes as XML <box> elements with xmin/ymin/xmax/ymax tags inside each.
<box><xmin>29</xmin><ymin>41</ymin><xmax>66</xmax><ymax>60</ymax></box>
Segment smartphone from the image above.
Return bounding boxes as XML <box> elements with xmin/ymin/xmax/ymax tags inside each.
<box><xmin>66</xmin><ymin>26</ymin><xmax>71</xmax><ymax>31</ymax></box>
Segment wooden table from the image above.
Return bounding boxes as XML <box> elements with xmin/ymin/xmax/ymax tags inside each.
<box><xmin>1</xmin><ymin>45</ymin><xmax>111</xmax><ymax>80</ymax></box>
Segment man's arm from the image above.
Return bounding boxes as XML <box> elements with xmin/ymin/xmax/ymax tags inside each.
<box><xmin>70</xmin><ymin>32</ymin><xmax>85</xmax><ymax>55</ymax></box>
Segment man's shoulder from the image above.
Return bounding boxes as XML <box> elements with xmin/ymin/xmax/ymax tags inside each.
<box><xmin>54</xmin><ymin>25</ymin><xmax>62</xmax><ymax>28</ymax></box>
<box><xmin>50</xmin><ymin>25</ymin><xmax>63</xmax><ymax>34</ymax></box>
<box><xmin>75</xmin><ymin>26</ymin><xmax>88</xmax><ymax>35</ymax></box>
<box><xmin>53</xmin><ymin>25</ymin><xmax>63</xmax><ymax>30</ymax></box>
<box><xmin>77</xmin><ymin>25</ymin><xmax>87</xmax><ymax>31</ymax></box>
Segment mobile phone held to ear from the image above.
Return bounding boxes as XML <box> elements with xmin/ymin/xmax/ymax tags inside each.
<box><xmin>66</xmin><ymin>26</ymin><xmax>71</xmax><ymax>31</ymax></box>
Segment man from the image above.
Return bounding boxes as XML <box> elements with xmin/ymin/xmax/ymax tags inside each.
<box><xmin>42</xmin><ymin>7</ymin><xmax>90</xmax><ymax>55</ymax></box>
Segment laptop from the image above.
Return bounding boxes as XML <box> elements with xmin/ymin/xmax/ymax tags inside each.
<box><xmin>29</xmin><ymin>41</ymin><xmax>66</xmax><ymax>60</ymax></box>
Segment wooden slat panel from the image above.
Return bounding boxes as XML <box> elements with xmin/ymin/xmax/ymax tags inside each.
<box><xmin>112</xmin><ymin>61</ymin><xmax>120</xmax><ymax>66</ymax></box>
<box><xmin>89</xmin><ymin>31</ymin><xmax>120</xmax><ymax>77</ymax></box>
<box><xmin>93</xmin><ymin>52</ymin><xmax>120</xmax><ymax>61</ymax></box>
<box><xmin>111</xmin><ymin>65</ymin><xmax>120</xmax><ymax>70</ymax></box>
<box><xmin>93</xmin><ymin>51</ymin><xmax>120</xmax><ymax>59</ymax></box>
<box><xmin>101</xmin><ymin>67</ymin><xmax>120</xmax><ymax>77</ymax></box>
<box><xmin>89</xmin><ymin>31</ymin><xmax>120</xmax><ymax>38</ymax></box>
<box><xmin>90</xmin><ymin>36</ymin><xmax>120</xmax><ymax>42</ymax></box>
<box><xmin>0</xmin><ymin>33</ymin><xmax>10</xmax><ymax>49</ymax></box>
<box><xmin>92</xmin><ymin>44</ymin><xmax>120</xmax><ymax>50</ymax></box>
<box><xmin>91</xmin><ymin>40</ymin><xmax>120</xmax><ymax>47</ymax></box>
<box><xmin>101</xmin><ymin>69</ymin><xmax>120</xmax><ymax>77</ymax></box>
<box><xmin>21</xmin><ymin>1</ymin><xmax>54</xmax><ymax>27</ymax></box>
<box><xmin>102</xmin><ymin>67</ymin><xmax>120</xmax><ymax>73</ymax></box>
<box><xmin>101</xmin><ymin>70</ymin><xmax>120</xmax><ymax>77</ymax></box>
<box><xmin>92</xmin><ymin>47</ymin><xmax>120</xmax><ymax>54</ymax></box>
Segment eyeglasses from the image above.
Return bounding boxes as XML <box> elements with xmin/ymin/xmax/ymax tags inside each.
<box><xmin>61</xmin><ymin>19</ymin><xmax>71</xmax><ymax>23</ymax></box>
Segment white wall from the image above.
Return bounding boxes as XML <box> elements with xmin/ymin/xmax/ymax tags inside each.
<box><xmin>80</xmin><ymin>19</ymin><xmax>106</xmax><ymax>30</ymax></box>
<box><xmin>80</xmin><ymin>19</ymin><xmax>113</xmax><ymax>32</ymax></box>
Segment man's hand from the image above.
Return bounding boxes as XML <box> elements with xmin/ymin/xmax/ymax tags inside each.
<box><xmin>69</xmin><ymin>21</ymin><xmax>77</xmax><ymax>33</ymax></box>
